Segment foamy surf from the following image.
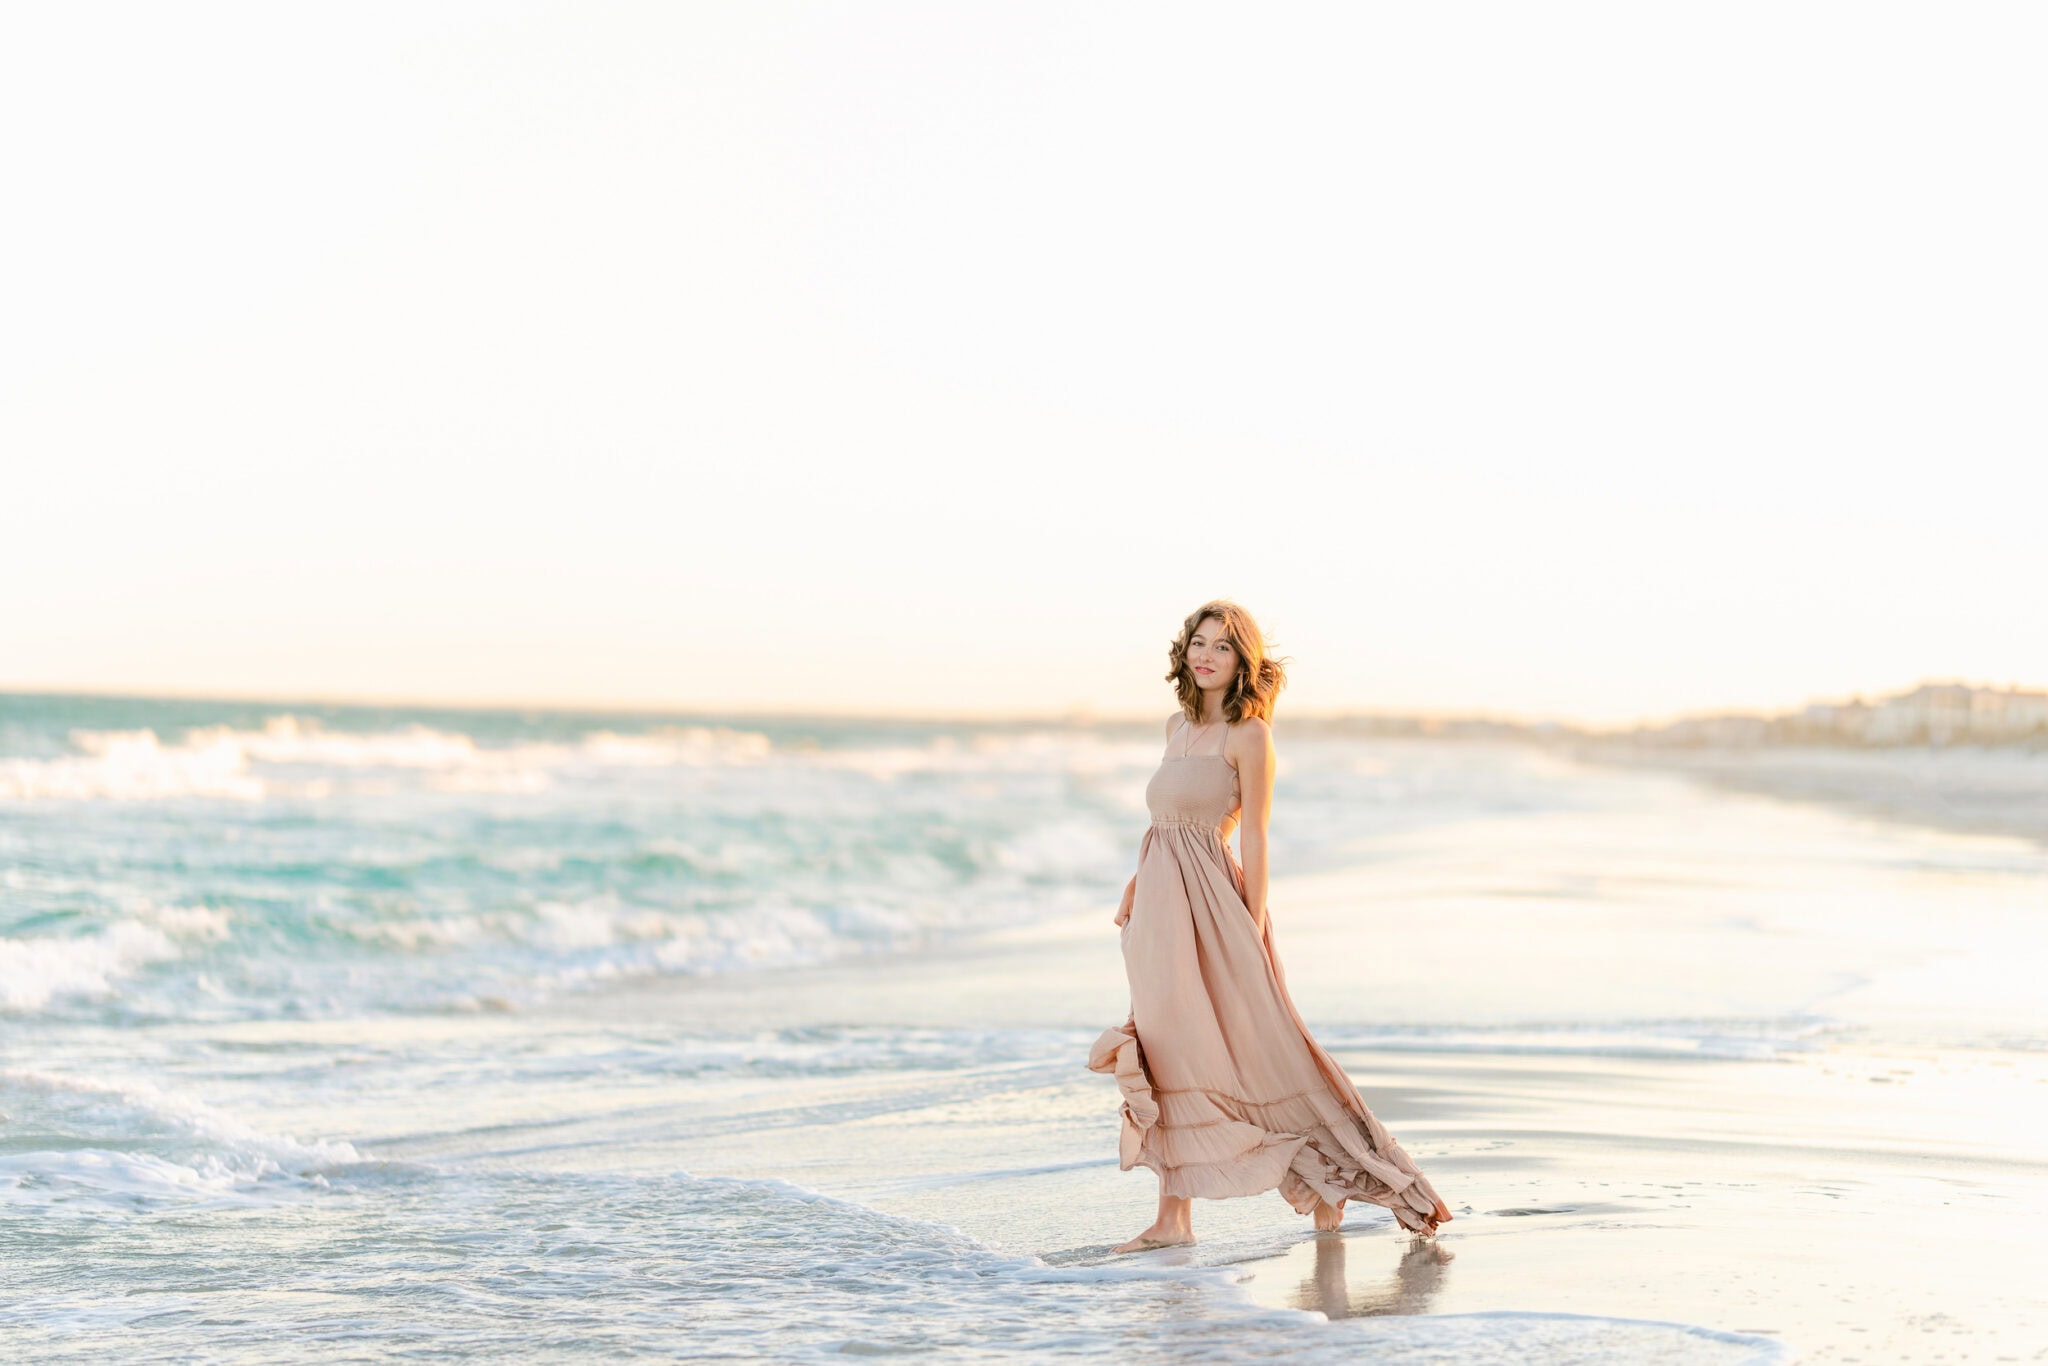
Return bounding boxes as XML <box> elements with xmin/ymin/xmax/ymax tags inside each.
<box><xmin>0</xmin><ymin>710</ymin><xmax>1153</xmax><ymax>1020</ymax></box>
<box><xmin>1317</xmin><ymin>1019</ymin><xmax>1837</xmax><ymax>1062</ymax></box>
<box><xmin>0</xmin><ymin>904</ymin><xmax>230</xmax><ymax>1013</ymax></box>
<box><xmin>0</xmin><ymin>1068</ymin><xmax>362</xmax><ymax>1213</ymax></box>
<box><xmin>0</xmin><ymin>717</ymin><xmax>779</xmax><ymax>801</ymax></box>
<box><xmin>0</xmin><ymin>1138</ymin><xmax>1787</xmax><ymax>1364</ymax></box>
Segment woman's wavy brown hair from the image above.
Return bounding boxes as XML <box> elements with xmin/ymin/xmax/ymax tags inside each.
<box><xmin>1167</xmin><ymin>600</ymin><xmax>1289</xmax><ymax>725</ymax></box>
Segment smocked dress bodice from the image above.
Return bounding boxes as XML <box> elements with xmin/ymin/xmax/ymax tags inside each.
<box><xmin>1143</xmin><ymin>722</ymin><xmax>1240</xmax><ymax>831</ymax></box>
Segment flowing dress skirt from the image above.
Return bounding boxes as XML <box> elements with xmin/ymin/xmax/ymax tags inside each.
<box><xmin>1090</xmin><ymin>815</ymin><xmax>1446</xmax><ymax>1232</ymax></box>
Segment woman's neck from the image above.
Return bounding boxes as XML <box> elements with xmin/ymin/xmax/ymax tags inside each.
<box><xmin>1198</xmin><ymin>700</ymin><xmax>1228</xmax><ymax>726</ymax></box>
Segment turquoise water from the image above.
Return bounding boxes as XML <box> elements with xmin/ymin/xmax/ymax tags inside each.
<box><xmin>0</xmin><ymin>695</ymin><xmax>1590</xmax><ymax>1026</ymax></box>
<box><xmin>0</xmin><ymin>696</ymin><xmax>1150</xmax><ymax>1021</ymax></box>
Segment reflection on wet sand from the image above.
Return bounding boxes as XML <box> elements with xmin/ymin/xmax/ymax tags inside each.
<box><xmin>1291</xmin><ymin>1232</ymin><xmax>1456</xmax><ymax>1320</ymax></box>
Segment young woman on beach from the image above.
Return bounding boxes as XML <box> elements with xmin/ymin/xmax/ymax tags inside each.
<box><xmin>1090</xmin><ymin>600</ymin><xmax>1453</xmax><ymax>1253</ymax></box>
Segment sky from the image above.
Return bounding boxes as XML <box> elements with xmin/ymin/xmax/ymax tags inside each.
<box><xmin>2</xmin><ymin>2</ymin><xmax>2043</xmax><ymax>724</ymax></box>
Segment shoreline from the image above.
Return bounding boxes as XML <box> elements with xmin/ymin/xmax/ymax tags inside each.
<box><xmin>1579</xmin><ymin>743</ymin><xmax>2048</xmax><ymax>849</ymax></box>
<box><xmin>556</xmin><ymin>903</ymin><xmax>2048</xmax><ymax>1363</ymax></box>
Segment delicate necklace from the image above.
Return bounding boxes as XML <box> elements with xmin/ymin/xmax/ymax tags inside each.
<box><xmin>1184</xmin><ymin>720</ymin><xmax>1220</xmax><ymax>756</ymax></box>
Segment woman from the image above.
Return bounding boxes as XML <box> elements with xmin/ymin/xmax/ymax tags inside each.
<box><xmin>1090</xmin><ymin>600</ymin><xmax>1452</xmax><ymax>1253</ymax></box>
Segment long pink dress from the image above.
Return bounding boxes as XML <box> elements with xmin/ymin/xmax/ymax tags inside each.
<box><xmin>1089</xmin><ymin>717</ymin><xmax>1447</xmax><ymax>1232</ymax></box>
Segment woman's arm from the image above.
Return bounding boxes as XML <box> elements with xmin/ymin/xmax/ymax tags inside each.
<box><xmin>1231</xmin><ymin>718</ymin><xmax>1276</xmax><ymax>933</ymax></box>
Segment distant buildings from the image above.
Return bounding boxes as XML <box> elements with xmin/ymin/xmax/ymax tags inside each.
<box><xmin>1633</xmin><ymin>682</ymin><xmax>2048</xmax><ymax>749</ymax></box>
<box><xmin>1302</xmin><ymin>682</ymin><xmax>2048</xmax><ymax>750</ymax></box>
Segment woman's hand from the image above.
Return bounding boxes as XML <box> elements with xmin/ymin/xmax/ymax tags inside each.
<box><xmin>1113</xmin><ymin>876</ymin><xmax>1136</xmax><ymax>927</ymax></box>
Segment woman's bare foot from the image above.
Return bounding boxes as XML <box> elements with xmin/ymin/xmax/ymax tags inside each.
<box><xmin>1112</xmin><ymin>1225</ymin><xmax>1196</xmax><ymax>1253</ymax></box>
<box><xmin>1113</xmin><ymin>1190</ymin><xmax>1194</xmax><ymax>1253</ymax></box>
<box><xmin>1312</xmin><ymin>1197</ymin><xmax>1346</xmax><ymax>1232</ymax></box>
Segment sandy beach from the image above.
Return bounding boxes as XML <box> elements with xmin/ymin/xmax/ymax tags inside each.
<box><xmin>1586</xmin><ymin>744</ymin><xmax>2048</xmax><ymax>851</ymax></box>
<box><xmin>5</xmin><ymin>707</ymin><xmax>2046</xmax><ymax>1361</ymax></box>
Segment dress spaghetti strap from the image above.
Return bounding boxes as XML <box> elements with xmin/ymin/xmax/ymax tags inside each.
<box><xmin>1173</xmin><ymin>717</ymin><xmax>1227</xmax><ymax>760</ymax></box>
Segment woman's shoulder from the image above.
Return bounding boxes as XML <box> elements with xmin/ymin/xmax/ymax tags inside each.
<box><xmin>1162</xmin><ymin>711</ymin><xmax>1184</xmax><ymax>740</ymax></box>
<box><xmin>1227</xmin><ymin>715</ymin><xmax>1272</xmax><ymax>741</ymax></box>
<box><xmin>1225</xmin><ymin>716</ymin><xmax>1273</xmax><ymax>760</ymax></box>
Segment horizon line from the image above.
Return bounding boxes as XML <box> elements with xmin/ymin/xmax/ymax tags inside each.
<box><xmin>4</xmin><ymin>679</ymin><xmax>2034</xmax><ymax>733</ymax></box>
<box><xmin>0</xmin><ymin>682</ymin><xmax>1539</xmax><ymax>726</ymax></box>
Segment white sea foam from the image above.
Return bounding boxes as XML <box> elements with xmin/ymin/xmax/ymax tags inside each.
<box><xmin>804</xmin><ymin>730</ymin><xmax>1160</xmax><ymax>781</ymax></box>
<box><xmin>575</xmin><ymin>727</ymin><xmax>776</xmax><ymax>766</ymax></box>
<box><xmin>0</xmin><ymin>1158</ymin><xmax>1789</xmax><ymax>1361</ymax></box>
<box><xmin>995</xmin><ymin>817</ymin><xmax>1127</xmax><ymax>878</ymax></box>
<box><xmin>141</xmin><ymin>904</ymin><xmax>233</xmax><ymax>940</ymax></box>
<box><xmin>0</xmin><ymin>1068</ymin><xmax>363</xmax><ymax>1212</ymax></box>
<box><xmin>314</xmin><ymin>893</ymin><xmax>941</xmax><ymax>1008</ymax></box>
<box><xmin>0</xmin><ymin>729</ymin><xmax>264</xmax><ymax>800</ymax></box>
<box><xmin>532</xmin><ymin>900</ymin><xmax>910</xmax><ymax>984</ymax></box>
<box><xmin>0</xmin><ymin>717</ymin><xmax>782</xmax><ymax>802</ymax></box>
<box><xmin>213</xmin><ymin>716</ymin><xmax>486</xmax><ymax>768</ymax></box>
<box><xmin>0</xmin><ymin>1149</ymin><xmax>267</xmax><ymax>1205</ymax></box>
<box><xmin>629</xmin><ymin>1170</ymin><xmax>1792</xmax><ymax>1365</ymax></box>
<box><xmin>344</xmin><ymin>913</ymin><xmax>491</xmax><ymax>951</ymax></box>
<box><xmin>1318</xmin><ymin>1021</ymin><xmax>1834</xmax><ymax>1062</ymax></box>
<box><xmin>0</xmin><ymin>905</ymin><xmax>228</xmax><ymax>1013</ymax></box>
<box><xmin>334</xmin><ymin>896</ymin><xmax>915</xmax><ymax>965</ymax></box>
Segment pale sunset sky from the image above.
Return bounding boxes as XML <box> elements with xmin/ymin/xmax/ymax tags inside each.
<box><xmin>2</xmin><ymin>3</ymin><xmax>2043</xmax><ymax>723</ymax></box>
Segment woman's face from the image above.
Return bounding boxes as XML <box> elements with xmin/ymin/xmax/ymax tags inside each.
<box><xmin>1186</xmin><ymin>616</ymin><xmax>1239</xmax><ymax>698</ymax></box>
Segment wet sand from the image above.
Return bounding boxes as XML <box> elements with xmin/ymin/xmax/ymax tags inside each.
<box><xmin>569</xmin><ymin>898</ymin><xmax>2048</xmax><ymax>1363</ymax></box>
